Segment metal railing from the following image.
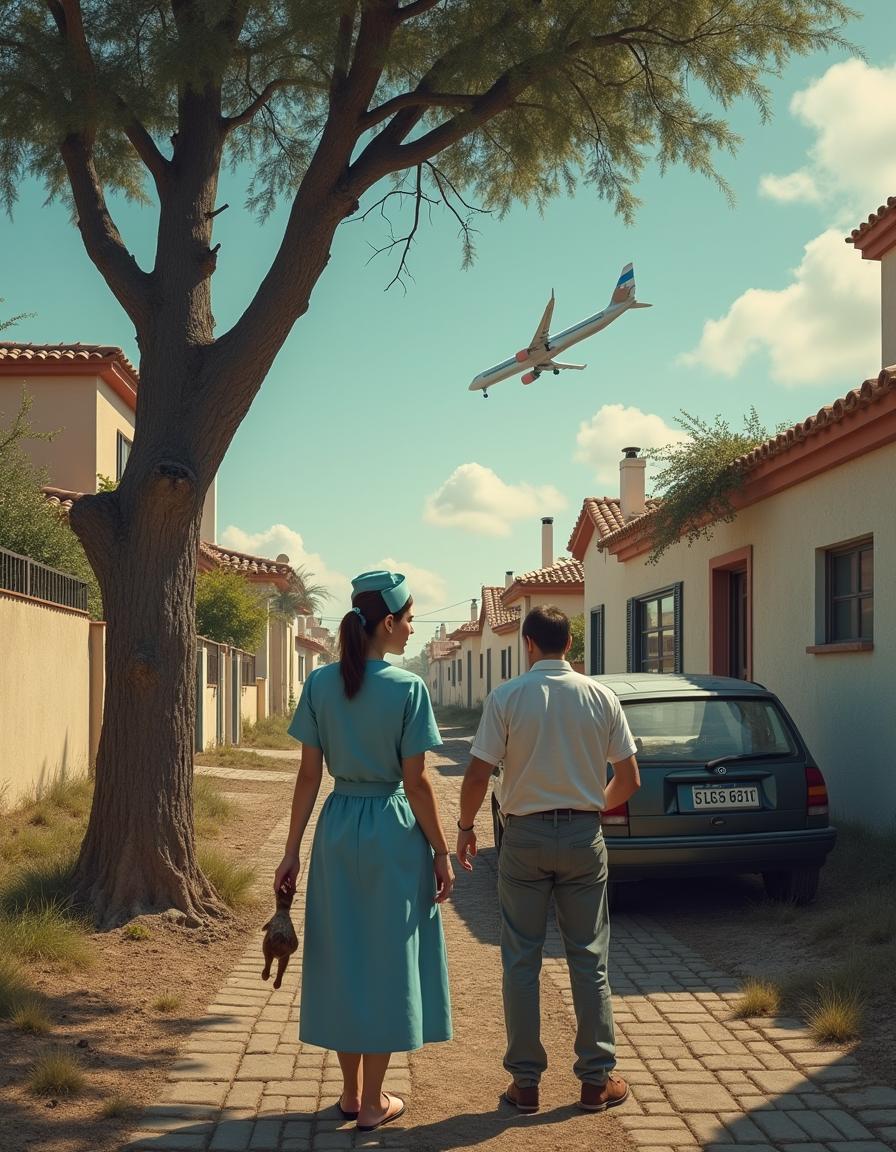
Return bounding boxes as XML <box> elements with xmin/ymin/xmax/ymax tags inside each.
<box><xmin>0</xmin><ymin>546</ymin><xmax>88</xmax><ymax>612</ymax></box>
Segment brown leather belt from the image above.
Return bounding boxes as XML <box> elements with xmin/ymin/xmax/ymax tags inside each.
<box><xmin>511</xmin><ymin>809</ymin><xmax>599</xmax><ymax>820</ymax></box>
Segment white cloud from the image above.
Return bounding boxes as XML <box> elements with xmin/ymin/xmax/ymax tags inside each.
<box><xmin>574</xmin><ymin>405</ymin><xmax>688</xmax><ymax>487</ymax></box>
<box><xmin>218</xmin><ymin>522</ymin><xmax>352</xmax><ymax>607</ymax></box>
<box><xmin>423</xmin><ymin>462</ymin><xmax>567</xmax><ymax>536</ymax></box>
<box><xmin>681</xmin><ymin>229</ymin><xmax>878</xmax><ymax>386</ymax></box>
<box><xmin>759</xmin><ymin>170</ymin><xmax>820</xmax><ymax>204</ymax></box>
<box><xmin>376</xmin><ymin>557</ymin><xmax>446</xmax><ymax>618</ymax></box>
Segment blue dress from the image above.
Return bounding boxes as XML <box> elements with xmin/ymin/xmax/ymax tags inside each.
<box><xmin>288</xmin><ymin>660</ymin><xmax>452</xmax><ymax>1052</ymax></box>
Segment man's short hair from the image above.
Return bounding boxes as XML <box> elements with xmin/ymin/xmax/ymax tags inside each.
<box><xmin>522</xmin><ymin>605</ymin><xmax>570</xmax><ymax>654</ymax></box>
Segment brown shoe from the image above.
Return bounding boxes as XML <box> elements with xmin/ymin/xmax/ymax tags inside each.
<box><xmin>503</xmin><ymin>1081</ymin><xmax>540</xmax><ymax>1113</ymax></box>
<box><xmin>579</xmin><ymin>1074</ymin><xmax>629</xmax><ymax>1111</ymax></box>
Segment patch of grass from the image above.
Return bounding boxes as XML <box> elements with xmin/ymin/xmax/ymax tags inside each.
<box><xmin>29</xmin><ymin>1047</ymin><xmax>85</xmax><ymax>1097</ymax></box>
<box><xmin>198</xmin><ymin>846</ymin><xmax>256</xmax><ymax>909</ymax></box>
<box><xmin>732</xmin><ymin>978</ymin><xmax>781</xmax><ymax>1019</ymax></box>
<box><xmin>239</xmin><ymin>715</ymin><xmax>297</xmax><ymax>750</ymax></box>
<box><xmin>196</xmin><ymin>745</ymin><xmax>281</xmax><ymax>770</ymax></box>
<box><xmin>803</xmin><ymin>980</ymin><xmax>864</xmax><ymax>1043</ymax></box>
<box><xmin>744</xmin><ymin>897</ymin><xmax>800</xmax><ymax>928</ymax></box>
<box><xmin>433</xmin><ymin>704</ymin><xmax>482</xmax><ymax>730</ymax></box>
<box><xmin>10</xmin><ymin>993</ymin><xmax>52</xmax><ymax>1034</ymax></box>
<box><xmin>193</xmin><ymin>776</ymin><xmax>234</xmax><ymax>831</ymax></box>
<box><xmin>0</xmin><ymin>903</ymin><xmax>93</xmax><ymax>970</ymax></box>
<box><xmin>151</xmin><ymin>992</ymin><xmax>182</xmax><ymax>1013</ymax></box>
<box><xmin>0</xmin><ymin>851</ymin><xmax>78</xmax><ymax>915</ymax></box>
<box><xmin>0</xmin><ymin>954</ymin><xmax>30</xmax><ymax>1018</ymax></box>
<box><xmin>122</xmin><ymin>923</ymin><xmax>151</xmax><ymax>941</ymax></box>
<box><xmin>100</xmin><ymin>1093</ymin><xmax>139</xmax><ymax>1119</ymax></box>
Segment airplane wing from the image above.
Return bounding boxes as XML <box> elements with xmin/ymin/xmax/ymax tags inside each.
<box><xmin>527</xmin><ymin>292</ymin><xmax>555</xmax><ymax>352</ymax></box>
<box><xmin>542</xmin><ymin>359</ymin><xmax>586</xmax><ymax>371</ymax></box>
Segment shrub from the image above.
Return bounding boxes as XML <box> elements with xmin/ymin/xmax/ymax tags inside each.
<box><xmin>100</xmin><ymin>1094</ymin><xmax>139</xmax><ymax>1119</ymax></box>
<box><xmin>0</xmin><ymin>903</ymin><xmax>92</xmax><ymax>970</ymax></box>
<box><xmin>11</xmin><ymin>993</ymin><xmax>52</xmax><ymax>1034</ymax></box>
<box><xmin>239</xmin><ymin>715</ymin><xmax>296</xmax><ymax>750</ymax></box>
<box><xmin>151</xmin><ymin>993</ymin><xmax>182</xmax><ymax>1013</ymax></box>
<box><xmin>29</xmin><ymin>1047</ymin><xmax>85</xmax><ymax>1096</ymax></box>
<box><xmin>196</xmin><ymin>568</ymin><xmax>268</xmax><ymax>652</ymax></box>
<box><xmin>803</xmin><ymin>981</ymin><xmax>864</xmax><ymax>1043</ymax></box>
<box><xmin>122</xmin><ymin>923</ymin><xmax>151</xmax><ymax>941</ymax></box>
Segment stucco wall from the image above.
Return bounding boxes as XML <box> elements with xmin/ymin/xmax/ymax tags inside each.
<box><xmin>882</xmin><ymin>249</ymin><xmax>896</xmax><ymax>370</ymax></box>
<box><xmin>95</xmin><ymin>379</ymin><xmax>136</xmax><ymax>482</ymax></box>
<box><xmin>0</xmin><ymin>593</ymin><xmax>90</xmax><ymax>807</ymax></box>
<box><xmin>581</xmin><ymin>443</ymin><xmax>895</xmax><ymax>829</ymax></box>
<box><xmin>0</xmin><ymin>375</ymin><xmax>99</xmax><ymax>492</ymax></box>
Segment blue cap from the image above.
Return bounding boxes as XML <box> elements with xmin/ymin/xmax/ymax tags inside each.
<box><xmin>351</xmin><ymin>570</ymin><xmax>411</xmax><ymax>614</ymax></box>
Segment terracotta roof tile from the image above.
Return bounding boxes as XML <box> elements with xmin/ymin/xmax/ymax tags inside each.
<box><xmin>0</xmin><ymin>341</ymin><xmax>139</xmax><ymax>382</ymax></box>
<box><xmin>846</xmin><ymin>196</ymin><xmax>896</xmax><ymax>254</ymax></box>
<box><xmin>507</xmin><ymin>558</ymin><xmax>584</xmax><ymax>589</ymax></box>
<box><xmin>597</xmin><ymin>367</ymin><xmax>896</xmax><ymax>551</ymax></box>
<box><xmin>295</xmin><ymin>634</ymin><xmax>330</xmax><ymax>657</ymax></box>
<box><xmin>448</xmin><ymin>619</ymin><xmax>481</xmax><ymax>640</ymax></box>
<box><xmin>566</xmin><ymin>496</ymin><xmax>663</xmax><ymax>556</ymax></box>
<box><xmin>482</xmin><ymin>585</ymin><xmax>521</xmax><ymax>632</ymax></box>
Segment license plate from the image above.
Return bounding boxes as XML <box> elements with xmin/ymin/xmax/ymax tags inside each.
<box><xmin>692</xmin><ymin>785</ymin><xmax>760</xmax><ymax>810</ymax></box>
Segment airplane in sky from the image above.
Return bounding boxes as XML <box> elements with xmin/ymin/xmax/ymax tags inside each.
<box><xmin>469</xmin><ymin>263</ymin><xmax>651</xmax><ymax>397</ymax></box>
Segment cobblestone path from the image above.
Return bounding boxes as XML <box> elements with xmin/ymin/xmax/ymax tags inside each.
<box><xmin>126</xmin><ymin>734</ymin><xmax>896</xmax><ymax>1150</ymax></box>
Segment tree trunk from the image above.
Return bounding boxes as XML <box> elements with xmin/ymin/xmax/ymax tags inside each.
<box><xmin>71</xmin><ymin>406</ymin><xmax>226</xmax><ymax>929</ymax></box>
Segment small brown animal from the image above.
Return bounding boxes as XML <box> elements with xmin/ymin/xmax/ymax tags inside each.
<box><xmin>261</xmin><ymin>882</ymin><xmax>299</xmax><ymax>989</ymax></box>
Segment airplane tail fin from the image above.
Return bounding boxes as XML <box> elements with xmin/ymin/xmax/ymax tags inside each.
<box><xmin>610</xmin><ymin>263</ymin><xmax>651</xmax><ymax>307</ymax></box>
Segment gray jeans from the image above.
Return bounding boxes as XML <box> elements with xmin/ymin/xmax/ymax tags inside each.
<box><xmin>497</xmin><ymin>811</ymin><xmax>615</xmax><ymax>1087</ymax></box>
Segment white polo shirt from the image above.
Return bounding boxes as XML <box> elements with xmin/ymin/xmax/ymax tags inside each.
<box><xmin>471</xmin><ymin>660</ymin><xmax>637</xmax><ymax>816</ymax></box>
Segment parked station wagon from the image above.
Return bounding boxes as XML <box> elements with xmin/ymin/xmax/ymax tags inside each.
<box><xmin>491</xmin><ymin>674</ymin><xmax>837</xmax><ymax>905</ymax></box>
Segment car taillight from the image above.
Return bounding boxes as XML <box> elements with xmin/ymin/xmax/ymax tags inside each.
<box><xmin>601</xmin><ymin>802</ymin><xmax>629</xmax><ymax>827</ymax></box>
<box><xmin>806</xmin><ymin>765</ymin><xmax>829</xmax><ymax>817</ymax></box>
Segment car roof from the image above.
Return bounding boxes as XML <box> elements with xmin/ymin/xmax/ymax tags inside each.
<box><xmin>592</xmin><ymin>673</ymin><xmax>772</xmax><ymax>699</ymax></box>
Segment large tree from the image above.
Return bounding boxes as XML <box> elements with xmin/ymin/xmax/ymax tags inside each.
<box><xmin>0</xmin><ymin>1</ymin><xmax>853</xmax><ymax>926</ymax></box>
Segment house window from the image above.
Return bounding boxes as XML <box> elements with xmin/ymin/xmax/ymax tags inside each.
<box><xmin>589</xmin><ymin>606</ymin><xmax>605</xmax><ymax>675</ymax></box>
<box><xmin>116</xmin><ymin>431</ymin><xmax>132</xmax><ymax>481</ymax></box>
<box><xmin>298</xmin><ymin>654</ymin><xmax>306</xmax><ymax>681</ymax></box>
<box><xmin>627</xmin><ymin>583</ymin><xmax>683</xmax><ymax>674</ymax></box>
<box><xmin>457</xmin><ymin>658</ymin><xmax>462</xmax><ymax>683</ymax></box>
<box><xmin>506</xmin><ymin>645</ymin><xmax>512</xmax><ymax>678</ymax></box>
<box><xmin>479</xmin><ymin>652</ymin><xmax>483</xmax><ymax>678</ymax></box>
<box><xmin>827</xmin><ymin>538</ymin><xmax>873</xmax><ymax>642</ymax></box>
<box><xmin>500</xmin><ymin>649</ymin><xmax>507</xmax><ymax>679</ymax></box>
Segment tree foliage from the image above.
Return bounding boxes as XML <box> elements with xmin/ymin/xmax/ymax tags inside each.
<box><xmin>568</xmin><ymin>612</ymin><xmax>584</xmax><ymax>663</ymax></box>
<box><xmin>269</xmin><ymin>565</ymin><xmax>329</xmax><ymax>621</ymax></box>
<box><xmin>0</xmin><ymin>389</ymin><xmax>103</xmax><ymax>617</ymax></box>
<box><xmin>644</xmin><ymin>408</ymin><xmax>781</xmax><ymax>564</ymax></box>
<box><xmin>196</xmin><ymin>567</ymin><xmax>268</xmax><ymax>651</ymax></box>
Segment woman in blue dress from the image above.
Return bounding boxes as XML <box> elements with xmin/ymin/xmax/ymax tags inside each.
<box><xmin>274</xmin><ymin>570</ymin><xmax>453</xmax><ymax>1132</ymax></box>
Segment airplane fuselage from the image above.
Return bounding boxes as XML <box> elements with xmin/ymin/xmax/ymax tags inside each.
<box><xmin>469</xmin><ymin>297</ymin><xmax>637</xmax><ymax>392</ymax></box>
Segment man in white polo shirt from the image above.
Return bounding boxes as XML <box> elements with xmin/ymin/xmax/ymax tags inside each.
<box><xmin>456</xmin><ymin>605</ymin><xmax>640</xmax><ymax>1115</ymax></box>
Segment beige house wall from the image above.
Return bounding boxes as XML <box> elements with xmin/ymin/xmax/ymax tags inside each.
<box><xmin>95</xmin><ymin>379</ymin><xmax>136</xmax><ymax>482</ymax></box>
<box><xmin>582</xmin><ymin>443</ymin><xmax>895</xmax><ymax>829</ymax></box>
<box><xmin>0</xmin><ymin>375</ymin><xmax>99</xmax><ymax>492</ymax></box>
<box><xmin>0</xmin><ymin>593</ymin><xmax>90</xmax><ymax>807</ymax></box>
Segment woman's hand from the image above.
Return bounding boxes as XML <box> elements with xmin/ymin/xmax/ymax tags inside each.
<box><xmin>433</xmin><ymin>852</ymin><xmax>455</xmax><ymax>904</ymax></box>
<box><xmin>274</xmin><ymin>851</ymin><xmax>299</xmax><ymax>895</ymax></box>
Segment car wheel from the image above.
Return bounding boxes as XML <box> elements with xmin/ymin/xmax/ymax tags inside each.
<box><xmin>491</xmin><ymin>793</ymin><xmax>504</xmax><ymax>855</ymax></box>
<box><xmin>762</xmin><ymin>865</ymin><xmax>820</xmax><ymax>905</ymax></box>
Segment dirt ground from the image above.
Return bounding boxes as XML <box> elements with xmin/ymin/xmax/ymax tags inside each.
<box><xmin>410</xmin><ymin>729</ymin><xmax>634</xmax><ymax>1152</ymax></box>
<box><xmin>0</xmin><ymin>768</ymin><xmax>296</xmax><ymax>1152</ymax></box>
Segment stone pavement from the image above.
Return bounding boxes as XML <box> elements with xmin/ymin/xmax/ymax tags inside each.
<box><xmin>126</xmin><ymin>741</ymin><xmax>896</xmax><ymax>1150</ymax></box>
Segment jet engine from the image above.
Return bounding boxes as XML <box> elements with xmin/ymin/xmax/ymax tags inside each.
<box><xmin>521</xmin><ymin>371</ymin><xmax>539</xmax><ymax>385</ymax></box>
<box><xmin>515</xmin><ymin>350</ymin><xmax>530</xmax><ymax>363</ymax></box>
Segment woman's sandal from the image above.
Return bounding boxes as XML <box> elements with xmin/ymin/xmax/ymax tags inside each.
<box><xmin>337</xmin><ymin>1097</ymin><xmax>359</xmax><ymax>1120</ymax></box>
<box><xmin>356</xmin><ymin>1092</ymin><xmax>406</xmax><ymax>1132</ymax></box>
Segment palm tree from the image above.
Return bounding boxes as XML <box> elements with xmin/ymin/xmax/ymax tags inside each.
<box><xmin>270</xmin><ymin>565</ymin><xmax>329</xmax><ymax>622</ymax></box>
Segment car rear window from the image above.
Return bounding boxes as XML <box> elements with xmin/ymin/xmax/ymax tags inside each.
<box><xmin>621</xmin><ymin>697</ymin><xmax>798</xmax><ymax>763</ymax></box>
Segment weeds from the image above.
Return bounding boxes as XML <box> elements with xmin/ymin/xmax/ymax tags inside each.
<box><xmin>803</xmin><ymin>980</ymin><xmax>864</xmax><ymax>1043</ymax></box>
<box><xmin>0</xmin><ymin>954</ymin><xmax>29</xmax><ymax>1017</ymax></box>
<box><xmin>151</xmin><ymin>992</ymin><xmax>182</xmax><ymax>1012</ymax></box>
<box><xmin>10</xmin><ymin>993</ymin><xmax>52</xmax><ymax>1034</ymax></box>
<box><xmin>732</xmin><ymin>978</ymin><xmax>781</xmax><ymax>1019</ymax></box>
<box><xmin>29</xmin><ymin>1047</ymin><xmax>85</xmax><ymax>1096</ymax></box>
<box><xmin>100</xmin><ymin>1094</ymin><xmax>139</xmax><ymax>1119</ymax></box>
<box><xmin>194</xmin><ymin>776</ymin><xmax>234</xmax><ymax>834</ymax></box>
<box><xmin>198</xmin><ymin>846</ymin><xmax>256</xmax><ymax>908</ymax></box>
<box><xmin>0</xmin><ymin>903</ymin><xmax>92</xmax><ymax>970</ymax></box>
<box><xmin>122</xmin><ymin>923</ymin><xmax>151</xmax><ymax>941</ymax></box>
<box><xmin>239</xmin><ymin>715</ymin><xmax>296</xmax><ymax>749</ymax></box>
<box><xmin>196</xmin><ymin>746</ymin><xmax>280</xmax><ymax>770</ymax></box>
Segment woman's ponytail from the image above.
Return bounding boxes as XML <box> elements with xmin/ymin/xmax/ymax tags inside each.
<box><xmin>338</xmin><ymin>606</ymin><xmax>369</xmax><ymax>700</ymax></box>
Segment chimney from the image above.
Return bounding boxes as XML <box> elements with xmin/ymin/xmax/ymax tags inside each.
<box><xmin>505</xmin><ymin>570</ymin><xmax>514</xmax><ymax>588</ymax></box>
<box><xmin>439</xmin><ymin>623</ymin><xmax>447</xmax><ymax>640</ymax></box>
<box><xmin>296</xmin><ymin>616</ymin><xmax>306</xmax><ymax>637</ymax></box>
<box><xmin>541</xmin><ymin>516</ymin><xmax>554</xmax><ymax>569</ymax></box>
<box><xmin>470</xmin><ymin>599</ymin><xmax>478</xmax><ymax>622</ymax></box>
<box><xmin>620</xmin><ymin>446</ymin><xmax>646</xmax><ymax>522</ymax></box>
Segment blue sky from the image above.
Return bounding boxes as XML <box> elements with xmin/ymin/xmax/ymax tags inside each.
<box><xmin>3</xmin><ymin>4</ymin><xmax>896</xmax><ymax>650</ymax></box>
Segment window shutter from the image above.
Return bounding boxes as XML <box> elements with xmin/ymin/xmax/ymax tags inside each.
<box><xmin>626</xmin><ymin>598</ymin><xmax>635</xmax><ymax>672</ymax></box>
<box><xmin>590</xmin><ymin>606</ymin><xmax>605</xmax><ymax>675</ymax></box>
<box><xmin>673</xmin><ymin>582</ymin><xmax>684</xmax><ymax>673</ymax></box>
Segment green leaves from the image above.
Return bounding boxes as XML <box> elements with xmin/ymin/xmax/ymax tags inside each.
<box><xmin>644</xmin><ymin>407</ymin><xmax>777</xmax><ymax>564</ymax></box>
<box><xmin>195</xmin><ymin>566</ymin><xmax>268</xmax><ymax>652</ymax></box>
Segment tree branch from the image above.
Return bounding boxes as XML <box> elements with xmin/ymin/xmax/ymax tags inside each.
<box><xmin>396</xmin><ymin>0</ymin><xmax>442</xmax><ymax>20</ymax></box>
<box><xmin>359</xmin><ymin>90</ymin><xmax>476</xmax><ymax>133</ymax></box>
